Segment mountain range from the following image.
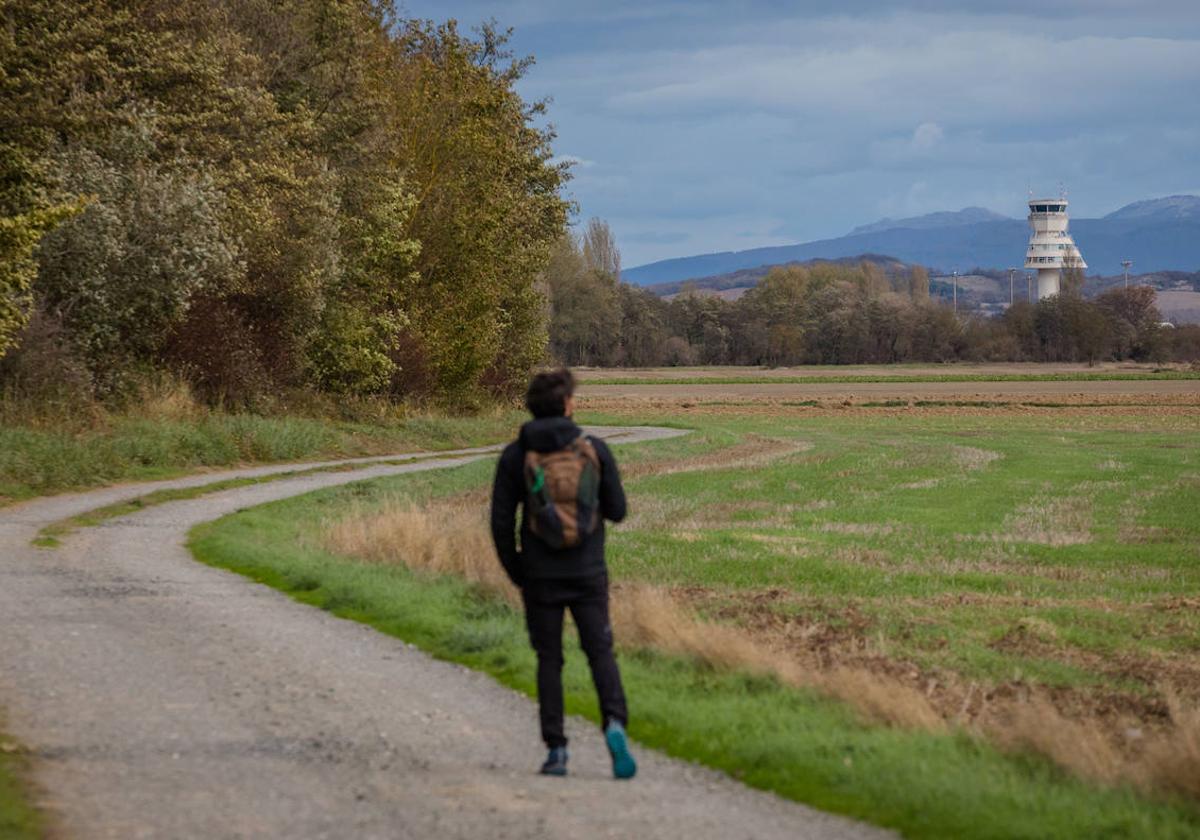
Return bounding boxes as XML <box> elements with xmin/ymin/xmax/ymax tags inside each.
<box><xmin>623</xmin><ymin>196</ymin><xmax>1200</xmax><ymax>286</ymax></box>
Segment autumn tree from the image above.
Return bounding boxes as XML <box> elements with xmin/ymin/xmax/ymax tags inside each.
<box><xmin>1</xmin><ymin>2</ymin><xmax>570</xmax><ymax>405</ymax></box>
<box><xmin>386</xmin><ymin>20</ymin><xmax>569</xmax><ymax>399</ymax></box>
<box><xmin>910</xmin><ymin>265</ymin><xmax>930</xmax><ymax>300</ymax></box>
<box><xmin>582</xmin><ymin>217</ymin><xmax>621</xmax><ymax>281</ymax></box>
<box><xmin>1095</xmin><ymin>286</ymin><xmax>1164</xmax><ymax>361</ymax></box>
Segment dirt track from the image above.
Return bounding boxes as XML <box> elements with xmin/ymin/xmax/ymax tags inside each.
<box><xmin>0</xmin><ymin>427</ymin><xmax>889</xmax><ymax>840</ymax></box>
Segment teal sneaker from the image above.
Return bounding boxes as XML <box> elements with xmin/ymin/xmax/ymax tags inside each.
<box><xmin>604</xmin><ymin>722</ymin><xmax>637</xmax><ymax>779</ymax></box>
<box><xmin>540</xmin><ymin>746</ymin><xmax>568</xmax><ymax>776</ymax></box>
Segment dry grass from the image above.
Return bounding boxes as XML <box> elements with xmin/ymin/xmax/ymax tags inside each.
<box><xmin>324</xmin><ymin>501</ymin><xmax>520</xmax><ymax>605</ymax></box>
<box><xmin>622</xmin><ymin>435</ymin><xmax>811</xmax><ymax>479</ymax></box>
<box><xmin>996</xmin><ymin>695</ymin><xmax>1127</xmax><ymax>787</ymax></box>
<box><xmin>998</xmin><ymin>494</ymin><xmax>1094</xmax><ymax>546</ymax></box>
<box><xmin>133</xmin><ymin>375</ymin><xmax>206</xmax><ymax>422</ymax></box>
<box><xmin>951</xmin><ymin>445</ymin><xmax>1002</xmax><ymax>472</ymax></box>
<box><xmin>621</xmin><ymin>497</ymin><xmax>810</xmax><ymax>533</ymax></box>
<box><xmin>994</xmin><ymin>690</ymin><xmax>1200</xmax><ymax>799</ymax></box>
<box><xmin>1141</xmin><ymin>692</ymin><xmax>1200</xmax><ymax>799</ymax></box>
<box><xmin>322</xmin><ymin>498</ymin><xmax>1200</xmax><ymax>802</ymax></box>
<box><xmin>322</xmin><ymin>499</ymin><xmax>943</xmax><ymax>734</ymax></box>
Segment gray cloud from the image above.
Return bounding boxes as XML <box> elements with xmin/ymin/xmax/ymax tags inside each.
<box><xmin>401</xmin><ymin>1</ymin><xmax>1200</xmax><ymax>266</ymax></box>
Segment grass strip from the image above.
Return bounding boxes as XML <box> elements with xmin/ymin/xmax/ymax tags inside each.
<box><xmin>583</xmin><ymin>372</ymin><xmax>1200</xmax><ymax>385</ymax></box>
<box><xmin>0</xmin><ymin>733</ymin><xmax>41</xmax><ymax>840</ymax></box>
<box><xmin>188</xmin><ymin>466</ymin><xmax>1200</xmax><ymax>840</ymax></box>
<box><xmin>0</xmin><ymin>411</ymin><xmax>520</xmax><ymax>505</ymax></box>
<box><xmin>33</xmin><ymin>452</ymin><xmax>482</xmax><ymax>548</ymax></box>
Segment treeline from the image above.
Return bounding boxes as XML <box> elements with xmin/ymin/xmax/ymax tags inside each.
<box><xmin>546</xmin><ymin>233</ymin><xmax>1200</xmax><ymax>366</ymax></box>
<box><xmin>1</xmin><ymin>1</ymin><xmax>568</xmax><ymax>408</ymax></box>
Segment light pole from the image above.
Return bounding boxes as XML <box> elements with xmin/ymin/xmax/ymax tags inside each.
<box><xmin>952</xmin><ymin>270</ymin><xmax>958</xmax><ymax>315</ymax></box>
<box><xmin>1026</xmin><ymin>271</ymin><xmax>1033</xmax><ymax>302</ymax></box>
<box><xmin>1121</xmin><ymin>259</ymin><xmax>1133</xmax><ymax>289</ymax></box>
<box><xmin>1008</xmin><ymin>267</ymin><xmax>1016</xmax><ymax>306</ymax></box>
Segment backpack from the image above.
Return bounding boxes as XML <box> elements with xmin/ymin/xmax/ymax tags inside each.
<box><xmin>523</xmin><ymin>434</ymin><xmax>601</xmax><ymax>550</ymax></box>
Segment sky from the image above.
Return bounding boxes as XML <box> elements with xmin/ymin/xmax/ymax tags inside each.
<box><xmin>398</xmin><ymin>1</ymin><xmax>1200</xmax><ymax>268</ymax></box>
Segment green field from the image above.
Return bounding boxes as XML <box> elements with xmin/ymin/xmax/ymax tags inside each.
<box><xmin>189</xmin><ymin>403</ymin><xmax>1200</xmax><ymax>838</ymax></box>
<box><xmin>601</xmin><ymin>409</ymin><xmax>1200</xmax><ymax>691</ymax></box>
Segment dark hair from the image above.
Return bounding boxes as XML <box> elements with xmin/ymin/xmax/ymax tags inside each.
<box><xmin>525</xmin><ymin>368</ymin><xmax>576</xmax><ymax>418</ymax></box>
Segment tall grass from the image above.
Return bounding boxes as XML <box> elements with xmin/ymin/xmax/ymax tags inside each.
<box><xmin>324</xmin><ymin>497</ymin><xmax>1200</xmax><ymax>802</ymax></box>
<box><xmin>0</xmin><ymin>380</ymin><xmax>521</xmax><ymax>503</ymax></box>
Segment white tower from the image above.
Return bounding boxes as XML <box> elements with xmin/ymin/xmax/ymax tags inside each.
<box><xmin>1024</xmin><ymin>197</ymin><xmax>1086</xmax><ymax>300</ymax></box>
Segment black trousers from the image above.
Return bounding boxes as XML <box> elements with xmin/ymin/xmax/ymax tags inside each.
<box><xmin>521</xmin><ymin>574</ymin><xmax>628</xmax><ymax>748</ymax></box>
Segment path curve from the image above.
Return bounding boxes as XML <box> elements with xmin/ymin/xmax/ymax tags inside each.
<box><xmin>0</xmin><ymin>426</ymin><xmax>890</xmax><ymax>840</ymax></box>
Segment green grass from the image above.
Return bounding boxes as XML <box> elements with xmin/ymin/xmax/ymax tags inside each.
<box><xmin>583</xmin><ymin>371</ymin><xmax>1200</xmax><ymax>385</ymax></box>
<box><xmin>188</xmin><ymin>409</ymin><xmax>1200</xmax><ymax>839</ymax></box>
<box><xmin>588</xmin><ymin>409</ymin><xmax>1200</xmax><ymax>691</ymax></box>
<box><xmin>0</xmin><ymin>410</ymin><xmax>520</xmax><ymax>505</ymax></box>
<box><xmin>0</xmin><ymin>735</ymin><xmax>41</xmax><ymax>840</ymax></box>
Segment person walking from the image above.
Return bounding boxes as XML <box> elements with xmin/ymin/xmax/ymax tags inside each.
<box><xmin>490</xmin><ymin>368</ymin><xmax>636</xmax><ymax>779</ymax></box>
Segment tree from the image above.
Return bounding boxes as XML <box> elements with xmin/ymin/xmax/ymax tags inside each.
<box><xmin>387</xmin><ymin>20</ymin><xmax>569</xmax><ymax>399</ymax></box>
<box><xmin>581</xmin><ymin>218</ymin><xmax>621</xmax><ymax>281</ymax></box>
<box><xmin>910</xmin><ymin>265</ymin><xmax>930</xmax><ymax>300</ymax></box>
<box><xmin>1061</xmin><ymin>253</ymin><xmax>1086</xmax><ymax>298</ymax></box>
<box><xmin>738</xmin><ymin>266</ymin><xmax>810</xmax><ymax>364</ymax></box>
<box><xmin>36</xmin><ymin>130</ymin><xmax>243</xmax><ymax>389</ymax></box>
<box><xmin>0</xmin><ymin>203</ymin><xmax>77</xmax><ymax>359</ymax></box>
<box><xmin>544</xmin><ymin>232</ymin><xmax>621</xmax><ymax>365</ymax></box>
<box><xmin>1001</xmin><ymin>300</ymin><xmax>1038</xmax><ymax>360</ymax></box>
<box><xmin>1</xmin><ymin>2</ymin><xmax>572</xmax><ymax>404</ymax></box>
<box><xmin>1095</xmin><ymin>286</ymin><xmax>1163</xmax><ymax>361</ymax></box>
<box><xmin>616</xmin><ymin>284</ymin><xmax>670</xmax><ymax>366</ymax></box>
<box><xmin>1063</xmin><ymin>297</ymin><xmax>1110</xmax><ymax>364</ymax></box>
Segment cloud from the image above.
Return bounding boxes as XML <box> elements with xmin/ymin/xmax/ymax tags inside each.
<box><xmin>620</xmin><ymin>231</ymin><xmax>691</xmax><ymax>244</ymax></box>
<box><xmin>912</xmin><ymin>122</ymin><xmax>943</xmax><ymax>150</ymax></box>
<box><xmin>549</xmin><ymin>154</ymin><xmax>596</xmax><ymax>168</ymax></box>
<box><xmin>603</xmin><ymin>29</ymin><xmax>1200</xmax><ymax>132</ymax></box>
<box><xmin>401</xmin><ymin>1</ymin><xmax>1200</xmax><ymax>266</ymax></box>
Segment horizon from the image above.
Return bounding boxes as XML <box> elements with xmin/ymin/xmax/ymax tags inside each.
<box><xmin>399</xmin><ymin>1</ymin><xmax>1200</xmax><ymax>267</ymax></box>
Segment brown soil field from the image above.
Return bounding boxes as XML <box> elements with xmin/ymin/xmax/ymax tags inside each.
<box><xmin>672</xmin><ymin>584</ymin><xmax>1197</xmax><ymax>753</ymax></box>
<box><xmin>578</xmin><ymin>362</ymin><xmax>1190</xmax><ymax>380</ymax></box>
<box><xmin>579</xmin><ymin>379</ymin><xmax>1200</xmax><ymax>402</ymax></box>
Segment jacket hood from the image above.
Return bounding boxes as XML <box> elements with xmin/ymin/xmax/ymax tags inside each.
<box><xmin>519</xmin><ymin>416</ymin><xmax>581</xmax><ymax>453</ymax></box>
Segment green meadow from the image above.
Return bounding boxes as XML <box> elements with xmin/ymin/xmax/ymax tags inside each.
<box><xmin>188</xmin><ymin>404</ymin><xmax>1200</xmax><ymax>839</ymax></box>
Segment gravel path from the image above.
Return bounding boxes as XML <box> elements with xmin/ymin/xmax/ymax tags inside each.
<box><xmin>0</xmin><ymin>426</ymin><xmax>891</xmax><ymax>840</ymax></box>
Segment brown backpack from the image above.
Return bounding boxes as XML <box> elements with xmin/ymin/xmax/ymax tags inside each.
<box><xmin>523</xmin><ymin>435</ymin><xmax>601</xmax><ymax>550</ymax></box>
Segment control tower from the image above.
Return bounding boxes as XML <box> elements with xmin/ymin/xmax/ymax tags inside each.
<box><xmin>1024</xmin><ymin>197</ymin><xmax>1086</xmax><ymax>299</ymax></box>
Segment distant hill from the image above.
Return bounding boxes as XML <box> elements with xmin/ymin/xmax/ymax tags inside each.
<box><xmin>624</xmin><ymin>195</ymin><xmax>1200</xmax><ymax>286</ymax></box>
<box><xmin>1103</xmin><ymin>195</ymin><xmax>1200</xmax><ymax>222</ymax></box>
<box><xmin>645</xmin><ymin>254</ymin><xmax>909</xmax><ymax>298</ymax></box>
<box><xmin>849</xmin><ymin>206</ymin><xmax>1011</xmax><ymax>235</ymax></box>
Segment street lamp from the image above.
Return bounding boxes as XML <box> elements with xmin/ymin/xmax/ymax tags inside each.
<box><xmin>952</xmin><ymin>270</ymin><xmax>958</xmax><ymax>315</ymax></box>
<box><xmin>1007</xmin><ymin>267</ymin><xmax>1016</xmax><ymax>307</ymax></box>
<box><xmin>1121</xmin><ymin>260</ymin><xmax>1133</xmax><ymax>289</ymax></box>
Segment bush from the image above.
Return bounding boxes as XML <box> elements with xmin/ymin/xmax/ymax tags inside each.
<box><xmin>163</xmin><ymin>298</ymin><xmax>274</xmax><ymax>409</ymax></box>
<box><xmin>0</xmin><ymin>309</ymin><xmax>93</xmax><ymax>411</ymax></box>
<box><xmin>35</xmin><ymin>133</ymin><xmax>243</xmax><ymax>393</ymax></box>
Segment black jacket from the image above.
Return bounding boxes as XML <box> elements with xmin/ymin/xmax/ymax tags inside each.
<box><xmin>490</xmin><ymin>416</ymin><xmax>627</xmax><ymax>585</ymax></box>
